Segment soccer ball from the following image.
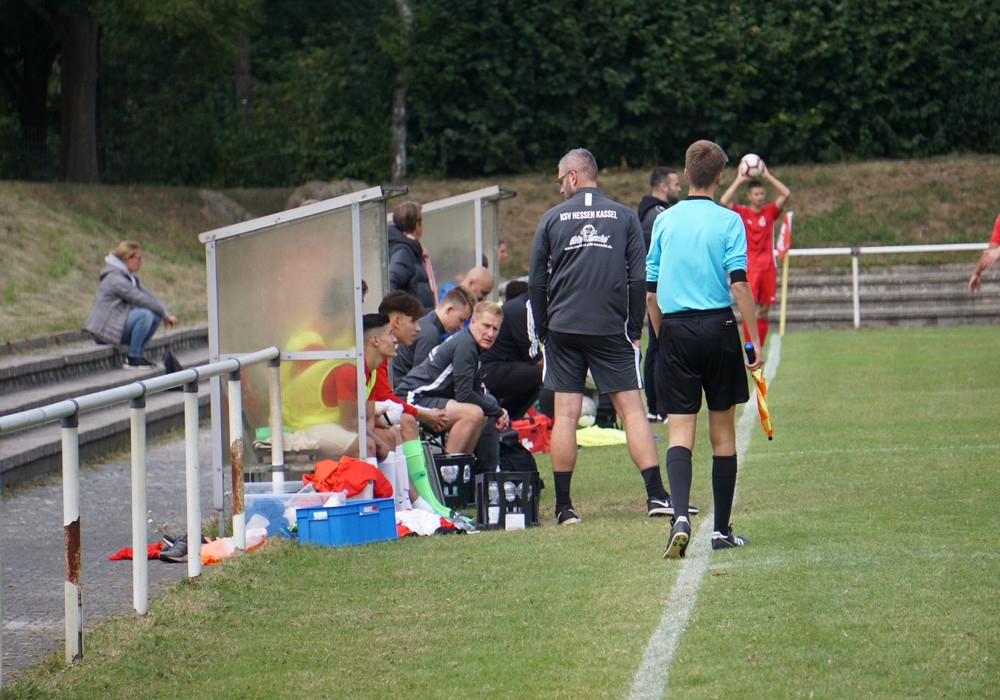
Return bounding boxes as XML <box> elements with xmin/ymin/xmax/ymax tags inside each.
<box><xmin>578</xmin><ymin>396</ymin><xmax>597</xmax><ymax>428</ymax></box>
<box><xmin>739</xmin><ymin>153</ymin><xmax>765</xmax><ymax>178</ymax></box>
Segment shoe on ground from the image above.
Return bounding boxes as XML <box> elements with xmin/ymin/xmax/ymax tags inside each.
<box><xmin>647</xmin><ymin>496</ymin><xmax>699</xmax><ymax>517</ymax></box>
<box><xmin>646</xmin><ymin>412</ymin><xmax>664</xmax><ymax>423</ymax></box>
<box><xmin>159</xmin><ymin>534</ymin><xmax>188</xmax><ymax>563</ymax></box>
<box><xmin>163</xmin><ymin>533</ymin><xmax>209</xmax><ymax>548</ymax></box>
<box><xmin>647</xmin><ymin>496</ymin><xmax>673</xmax><ymax>517</ymax></box>
<box><xmin>711</xmin><ymin>527</ymin><xmax>750</xmax><ymax>550</ymax></box>
<box><xmin>123</xmin><ymin>356</ymin><xmax>156</xmax><ymax>370</ymax></box>
<box><xmin>556</xmin><ymin>506</ymin><xmax>581</xmax><ymax>525</ymax></box>
<box><xmin>664</xmin><ymin>517</ymin><xmax>691</xmax><ymax>559</ymax></box>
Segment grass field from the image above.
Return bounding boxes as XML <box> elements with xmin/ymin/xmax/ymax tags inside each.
<box><xmin>3</xmin><ymin>326</ymin><xmax>998</xmax><ymax>698</ymax></box>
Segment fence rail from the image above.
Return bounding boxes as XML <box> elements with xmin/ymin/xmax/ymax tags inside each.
<box><xmin>0</xmin><ymin>346</ymin><xmax>282</xmax><ymax>685</ymax></box>
<box><xmin>779</xmin><ymin>242</ymin><xmax>988</xmax><ymax>331</ymax></box>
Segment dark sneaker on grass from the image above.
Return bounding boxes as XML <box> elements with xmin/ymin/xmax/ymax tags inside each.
<box><xmin>647</xmin><ymin>496</ymin><xmax>700</xmax><ymax>517</ymax></box>
<box><xmin>123</xmin><ymin>356</ymin><xmax>156</xmax><ymax>370</ymax></box>
<box><xmin>556</xmin><ymin>506</ymin><xmax>581</xmax><ymax>525</ymax></box>
<box><xmin>647</xmin><ymin>496</ymin><xmax>673</xmax><ymax>517</ymax></box>
<box><xmin>711</xmin><ymin>527</ymin><xmax>750</xmax><ymax>550</ymax></box>
<box><xmin>663</xmin><ymin>517</ymin><xmax>690</xmax><ymax>559</ymax></box>
<box><xmin>158</xmin><ymin>534</ymin><xmax>188</xmax><ymax>563</ymax></box>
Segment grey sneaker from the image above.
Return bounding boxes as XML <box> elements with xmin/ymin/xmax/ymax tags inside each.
<box><xmin>158</xmin><ymin>534</ymin><xmax>188</xmax><ymax>563</ymax></box>
<box><xmin>663</xmin><ymin>517</ymin><xmax>691</xmax><ymax>559</ymax></box>
<box><xmin>711</xmin><ymin>527</ymin><xmax>750</xmax><ymax>550</ymax></box>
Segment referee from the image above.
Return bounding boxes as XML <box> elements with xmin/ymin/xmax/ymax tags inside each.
<box><xmin>529</xmin><ymin>147</ymin><xmax>676</xmax><ymax>525</ymax></box>
<box><xmin>646</xmin><ymin>140</ymin><xmax>763</xmax><ymax>559</ymax></box>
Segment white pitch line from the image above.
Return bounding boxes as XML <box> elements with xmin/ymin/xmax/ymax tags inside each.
<box><xmin>629</xmin><ymin>335</ymin><xmax>781</xmax><ymax>699</ymax></box>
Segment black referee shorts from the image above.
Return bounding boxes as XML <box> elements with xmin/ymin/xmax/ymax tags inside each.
<box><xmin>657</xmin><ymin>308</ymin><xmax>749</xmax><ymax>414</ymax></box>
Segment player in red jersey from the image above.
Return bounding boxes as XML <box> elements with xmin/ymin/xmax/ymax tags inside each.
<box><xmin>720</xmin><ymin>162</ymin><xmax>791</xmax><ymax>350</ymax></box>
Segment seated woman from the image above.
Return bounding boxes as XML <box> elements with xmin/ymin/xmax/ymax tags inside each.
<box><xmin>83</xmin><ymin>240</ymin><xmax>177</xmax><ymax>369</ymax></box>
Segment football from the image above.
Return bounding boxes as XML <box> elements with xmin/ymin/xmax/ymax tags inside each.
<box><xmin>739</xmin><ymin>153</ymin><xmax>765</xmax><ymax>178</ymax></box>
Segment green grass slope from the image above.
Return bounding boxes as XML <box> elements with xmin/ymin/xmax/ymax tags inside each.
<box><xmin>3</xmin><ymin>154</ymin><xmax>1000</xmax><ymax>342</ymax></box>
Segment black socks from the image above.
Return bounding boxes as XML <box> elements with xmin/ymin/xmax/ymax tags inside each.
<box><xmin>665</xmin><ymin>446</ymin><xmax>693</xmax><ymax>520</ymax></box>
<box><xmin>640</xmin><ymin>466</ymin><xmax>669</xmax><ymax>500</ymax></box>
<box><xmin>712</xmin><ymin>454</ymin><xmax>738</xmax><ymax>532</ymax></box>
<box><xmin>553</xmin><ymin>471</ymin><xmax>573</xmax><ymax>511</ymax></box>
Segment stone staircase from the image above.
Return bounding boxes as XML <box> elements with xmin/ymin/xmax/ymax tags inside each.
<box><xmin>0</xmin><ymin>325</ymin><xmax>210</xmax><ymax>487</ymax></box>
<box><xmin>779</xmin><ymin>263</ymin><xmax>1000</xmax><ymax>329</ymax></box>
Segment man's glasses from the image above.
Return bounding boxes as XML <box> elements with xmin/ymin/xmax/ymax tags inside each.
<box><xmin>556</xmin><ymin>170</ymin><xmax>575</xmax><ymax>186</ymax></box>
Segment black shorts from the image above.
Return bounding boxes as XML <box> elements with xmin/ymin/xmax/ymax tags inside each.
<box><xmin>542</xmin><ymin>331</ymin><xmax>641</xmax><ymax>394</ymax></box>
<box><xmin>657</xmin><ymin>308</ymin><xmax>749</xmax><ymax>414</ymax></box>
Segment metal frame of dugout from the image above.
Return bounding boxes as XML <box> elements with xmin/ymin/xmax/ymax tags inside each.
<box><xmin>388</xmin><ymin>185</ymin><xmax>517</xmax><ymax>303</ymax></box>
<box><xmin>198</xmin><ymin>186</ymin><xmax>405</xmax><ymax>534</ymax></box>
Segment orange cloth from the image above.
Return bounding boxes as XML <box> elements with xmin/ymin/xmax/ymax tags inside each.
<box><xmin>302</xmin><ymin>455</ymin><xmax>394</xmax><ymax>498</ymax></box>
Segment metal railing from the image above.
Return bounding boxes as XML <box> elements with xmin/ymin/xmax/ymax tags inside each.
<box><xmin>778</xmin><ymin>242</ymin><xmax>988</xmax><ymax>332</ymax></box>
<box><xmin>0</xmin><ymin>346</ymin><xmax>283</xmax><ymax>682</ymax></box>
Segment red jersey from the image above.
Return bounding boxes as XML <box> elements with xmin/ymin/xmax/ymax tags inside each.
<box><xmin>990</xmin><ymin>214</ymin><xmax>1000</xmax><ymax>245</ymax></box>
<box><xmin>732</xmin><ymin>202</ymin><xmax>781</xmax><ymax>272</ymax></box>
<box><xmin>368</xmin><ymin>359</ymin><xmax>418</xmax><ymax>417</ymax></box>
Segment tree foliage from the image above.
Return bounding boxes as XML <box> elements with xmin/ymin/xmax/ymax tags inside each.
<box><xmin>1</xmin><ymin>0</ymin><xmax>999</xmax><ymax>185</ymax></box>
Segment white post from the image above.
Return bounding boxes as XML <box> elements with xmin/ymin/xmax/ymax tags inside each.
<box><xmin>228</xmin><ymin>371</ymin><xmax>246</xmax><ymax>551</ymax></box>
<box><xmin>184</xmin><ymin>381</ymin><xmax>202</xmax><ymax>579</ymax></box>
<box><xmin>61</xmin><ymin>413</ymin><xmax>83</xmax><ymax>663</ymax></box>
<box><xmin>267</xmin><ymin>357</ymin><xmax>285</xmax><ymax>491</ymax></box>
<box><xmin>851</xmin><ymin>249</ymin><xmax>861</xmax><ymax>329</ymax></box>
<box><xmin>1</xmin><ymin>465</ymin><xmax>3</xmax><ymax>686</ymax></box>
<box><xmin>130</xmin><ymin>397</ymin><xmax>149</xmax><ymax>616</ymax></box>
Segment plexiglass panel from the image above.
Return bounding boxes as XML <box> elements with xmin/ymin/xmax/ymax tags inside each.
<box><xmin>204</xmin><ymin>190</ymin><xmax>399</xmax><ymax>459</ymax></box>
<box><xmin>421</xmin><ymin>201</ymin><xmax>478</xmax><ymax>297</ymax></box>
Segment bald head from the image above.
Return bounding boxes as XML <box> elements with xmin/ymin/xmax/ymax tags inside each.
<box><xmin>460</xmin><ymin>266</ymin><xmax>494</xmax><ymax>301</ymax></box>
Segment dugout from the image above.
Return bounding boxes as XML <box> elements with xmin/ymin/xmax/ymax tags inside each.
<box><xmin>199</xmin><ymin>186</ymin><xmax>405</xmax><ymax>524</ymax></box>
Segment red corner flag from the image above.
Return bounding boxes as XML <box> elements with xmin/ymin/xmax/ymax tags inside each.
<box><xmin>776</xmin><ymin>211</ymin><xmax>793</xmax><ymax>261</ymax></box>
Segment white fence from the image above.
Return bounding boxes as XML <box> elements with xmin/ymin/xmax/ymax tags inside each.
<box><xmin>0</xmin><ymin>347</ymin><xmax>281</xmax><ymax>683</ymax></box>
<box><xmin>779</xmin><ymin>242</ymin><xmax>988</xmax><ymax>331</ymax></box>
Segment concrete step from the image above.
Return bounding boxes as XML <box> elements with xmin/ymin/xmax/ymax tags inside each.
<box><xmin>776</xmin><ymin>263</ymin><xmax>1000</xmax><ymax>329</ymax></box>
<box><xmin>1</xmin><ymin>325</ymin><xmax>211</xmax><ymax>487</ymax></box>
<box><xmin>1</xmin><ymin>383</ymin><xmax>211</xmax><ymax>486</ymax></box>
<box><xmin>0</xmin><ymin>345</ymin><xmax>209</xmax><ymax>417</ymax></box>
<box><xmin>0</xmin><ymin>325</ymin><xmax>208</xmax><ymax>394</ymax></box>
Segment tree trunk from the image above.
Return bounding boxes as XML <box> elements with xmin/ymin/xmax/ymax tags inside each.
<box><xmin>57</xmin><ymin>10</ymin><xmax>99</xmax><ymax>183</ymax></box>
<box><xmin>235</xmin><ymin>30</ymin><xmax>252</xmax><ymax>133</ymax></box>
<box><xmin>390</xmin><ymin>0</ymin><xmax>413</xmax><ymax>184</ymax></box>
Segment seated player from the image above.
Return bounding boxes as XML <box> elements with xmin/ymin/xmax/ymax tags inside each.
<box><xmin>392</xmin><ymin>286</ymin><xmax>476</xmax><ymax>386</ymax></box>
<box><xmin>396</xmin><ymin>302</ymin><xmax>510</xmax><ymax>463</ymax></box>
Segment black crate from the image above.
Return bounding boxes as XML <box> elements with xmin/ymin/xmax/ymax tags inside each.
<box><xmin>475</xmin><ymin>471</ymin><xmax>541</xmax><ymax>530</ymax></box>
<box><xmin>433</xmin><ymin>453</ymin><xmax>476</xmax><ymax>509</ymax></box>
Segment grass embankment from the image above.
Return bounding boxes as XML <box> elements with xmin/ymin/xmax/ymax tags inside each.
<box><xmin>4</xmin><ymin>326</ymin><xmax>998</xmax><ymax>697</ymax></box>
<box><xmin>3</xmin><ymin>154</ymin><xmax>1000</xmax><ymax>342</ymax></box>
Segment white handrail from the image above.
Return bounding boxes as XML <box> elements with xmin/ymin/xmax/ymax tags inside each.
<box><xmin>0</xmin><ymin>346</ymin><xmax>280</xmax><ymax>680</ymax></box>
<box><xmin>779</xmin><ymin>242</ymin><xmax>988</xmax><ymax>330</ymax></box>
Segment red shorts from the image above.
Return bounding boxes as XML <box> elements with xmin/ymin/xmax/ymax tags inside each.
<box><xmin>747</xmin><ymin>265</ymin><xmax>776</xmax><ymax>306</ymax></box>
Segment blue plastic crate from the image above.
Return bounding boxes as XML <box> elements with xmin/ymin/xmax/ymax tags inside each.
<box><xmin>296</xmin><ymin>498</ymin><xmax>397</xmax><ymax>548</ymax></box>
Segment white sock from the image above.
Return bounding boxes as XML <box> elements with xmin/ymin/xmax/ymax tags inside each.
<box><xmin>412</xmin><ymin>497</ymin><xmax>435</xmax><ymax>513</ymax></box>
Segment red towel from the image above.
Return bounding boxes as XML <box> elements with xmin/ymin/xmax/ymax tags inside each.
<box><xmin>302</xmin><ymin>455</ymin><xmax>393</xmax><ymax>497</ymax></box>
<box><xmin>109</xmin><ymin>542</ymin><xmax>164</xmax><ymax>560</ymax></box>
